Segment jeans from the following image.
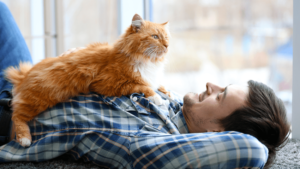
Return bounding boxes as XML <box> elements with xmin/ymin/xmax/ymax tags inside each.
<box><xmin>0</xmin><ymin>2</ymin><xmax>32</xmax><ymax>113</ymax></box>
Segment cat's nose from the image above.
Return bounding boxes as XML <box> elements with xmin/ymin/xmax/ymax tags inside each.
<box><xmin>164</xmin><ymin>44</ymin><xmax>169</xmax><ymax>48</ymax></box>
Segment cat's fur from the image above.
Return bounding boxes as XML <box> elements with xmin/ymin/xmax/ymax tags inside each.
<box><xmin>5</xmin><ymin>14</ymin><xmax>171</xmax><ymax>147</ymax></box>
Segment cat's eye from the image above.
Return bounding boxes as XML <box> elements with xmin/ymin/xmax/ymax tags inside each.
<box><xmin>152</xmin><ymin>35</ymin><xmax>159</xmax><ymax>39</ymax></box>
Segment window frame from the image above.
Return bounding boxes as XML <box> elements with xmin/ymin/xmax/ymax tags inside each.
<box><xmin>117</xmin><ymin>0</ymin><xmax>145</xmax><ymax>35</ymax></box>
<box><xmin>292</xmin><ymin>0</ymin><xmax>299</xmax><ymax>139</ymax></box>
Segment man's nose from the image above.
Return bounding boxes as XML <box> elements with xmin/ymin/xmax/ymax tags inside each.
<box><xmin>206</xmin><ymin>82</ymin><xmax>223</xmax><ymax>93</ymax></box>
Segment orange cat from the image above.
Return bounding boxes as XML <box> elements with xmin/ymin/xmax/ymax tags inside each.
<box><xmin>5</xmin><ymin>14</ymin><xmax>171</xmax><ymax>147</ymax></box>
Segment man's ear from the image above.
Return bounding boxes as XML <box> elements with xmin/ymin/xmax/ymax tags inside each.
<box><xmin>132</xmin><ymin>14</ymin><xmax>144</xmax><ymax>32</ymax></box>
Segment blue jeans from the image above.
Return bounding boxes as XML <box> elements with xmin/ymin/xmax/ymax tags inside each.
<box><xmin>0</xmin><ymin>2</ymin><xmax>32</xmax><ymax>111</ymax></box>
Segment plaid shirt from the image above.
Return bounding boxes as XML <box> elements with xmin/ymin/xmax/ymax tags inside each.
<box><xmin>0</xmin><ymin>91</ymin><xmax>268</xmax><ymax>168</ymax></box>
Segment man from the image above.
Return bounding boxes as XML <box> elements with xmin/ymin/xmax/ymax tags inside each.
<box><xmin>0</xmin><ymin>2</ymin><xmax>289</xmax><ymax>169</ymax></box>
<box><xmin>0</xmin><ymin>80</ymin><xmax>289</xmax><ymax>169</ymax></box>
<box><xmin>182</xmin><ymin>83</ymin><xmax>249</xmax><ymax>133</ymax></box>
<box><xmin>182</xmin><ymin>81</ymin><xmax>290</xmax><ymax>168</ymax></box>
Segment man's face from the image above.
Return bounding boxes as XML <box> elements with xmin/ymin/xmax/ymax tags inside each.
<box><xmin>182</xmin><ymin>82</ymin><xmax>248</xmax><ymax>133</ymax></box>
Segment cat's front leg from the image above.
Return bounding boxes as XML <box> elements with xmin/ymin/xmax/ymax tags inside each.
<box><xmin>90</xmin><ymin>81</ymin><xmax>163</xmax><ymax>105</ymax></box>
<box><xmin>132</xmin><ymin>85</ymin><xmax>163</xmax><ymax>105</ymax></box>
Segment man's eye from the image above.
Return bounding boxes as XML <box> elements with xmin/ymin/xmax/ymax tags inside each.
<box><xmin>152</xmin><ymin>35</ymin><xmax>159</xmax><ymax>39</ymax></box>
<box><xmin>217</xmin><ymin>92</ymin><xmax>223</xmax><ymax>100</ymax></box>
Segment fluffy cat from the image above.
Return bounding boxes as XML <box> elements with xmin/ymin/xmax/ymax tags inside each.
<box><xmin>5</xmin><ymin>14</ymin><xmax>171</xmax><ymax>147</ymax></box>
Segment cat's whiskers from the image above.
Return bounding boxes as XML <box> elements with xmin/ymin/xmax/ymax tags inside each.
<box><xmin>149</xmin><ymin>50</ymin><xmax>157</xmax><ymax>59</ymax></box>
<box><xmin>144</xmin><ymin>45</ymin><xmax>160</xmax><ymax>59</ymax></box>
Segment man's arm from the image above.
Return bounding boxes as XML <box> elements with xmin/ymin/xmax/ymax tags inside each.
<box><xmin>130</xmin><ymin>131</ymin><xmax>268</xmax><ymax>169</ymax></box>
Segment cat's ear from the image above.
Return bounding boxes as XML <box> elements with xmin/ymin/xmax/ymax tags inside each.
<box><xmin>162</xmin><ymin>21</ymin><xmax>169</xmax><ymax>28</ymax></box>
<box><xmin>132</xmin><ymin>14</ymin><xmax>144</xmax><ymax>32</ymax></box>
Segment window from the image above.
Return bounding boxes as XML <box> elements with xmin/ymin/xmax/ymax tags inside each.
<box><xmin>151</xmin><ymin>0</ymin><xmax>293</xmax><ymax>126</ymax></box>
<box><xmin>3</xmin><ymin>0</ymin><xmax>119</xmax><ymax>64</ymax></box>
<box><xmin>3</xmin><ymin>0</ymin><xmax>296</xmax><ymax>137</ymax></box>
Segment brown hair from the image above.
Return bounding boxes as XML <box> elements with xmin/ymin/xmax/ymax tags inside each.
<box><xmin>220</xmin><ymin>80</ymin><xmax>290</xmax><ymax>168</ymax></box>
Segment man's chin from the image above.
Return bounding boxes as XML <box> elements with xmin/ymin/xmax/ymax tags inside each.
<box><xmin>184</xmin><ymin>92</ymin><xmax>199</xmax><ymax>101</ymax></box>
<box><xmin>183</xmin><ymin>93</ymin><xmax>198</xmax><ymax>107</ymax></box>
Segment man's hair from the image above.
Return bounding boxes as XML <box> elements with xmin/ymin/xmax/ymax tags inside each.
<box><xmin>220</xmin><ymin>80</ymin><xmax>290</xmax><ymax>168</ymax></box>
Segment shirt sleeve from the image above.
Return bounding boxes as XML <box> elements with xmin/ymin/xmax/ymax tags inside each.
<box><xmin>130</xmin><ymin>131</ymin><xmax>268</xmax><ymax>169</ymax></box>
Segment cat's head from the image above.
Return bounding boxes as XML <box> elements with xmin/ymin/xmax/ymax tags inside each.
<box><xmin>116</xmin><ymin>14</ymin><xmax>170</xmax><ymax>62</ymax></box>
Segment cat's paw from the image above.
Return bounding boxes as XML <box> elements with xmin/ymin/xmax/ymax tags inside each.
<box><xmin>15</xmin><ymin>126</ymin><xmax>32</xmax><ymax>147</ymax></box>
<box><xmin>19</xmin><ymin>137</ymin><xmax>31</xmax><ymax>147</ymax></box>
<box><xmin>168</xmin><ymin>92</ymin><xmax>174</xmax><ymax>100</ymax></box>
<box><xmin>148</xmin><ymin>94</ymin><xmax>163</xmax><ymax>105</ymax></box>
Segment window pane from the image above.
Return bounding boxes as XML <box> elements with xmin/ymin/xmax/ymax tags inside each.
<box><xmin>152</xmin><ymin>0</ymin><xmax>293</xmax><ymax>123</ymax></box>
<box><xmin>62</xmin><ymin>0</ymin><xmax>118</xmax><ymax>51</ymax></box>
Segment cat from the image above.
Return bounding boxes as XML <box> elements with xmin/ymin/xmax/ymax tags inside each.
<box><xmin>5</xmin><ymin>14</ymin><xmax>171</xmax><ymax>147</ymax></box>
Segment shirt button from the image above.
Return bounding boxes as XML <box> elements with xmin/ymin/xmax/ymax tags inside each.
<box><xmin>133</xmin><ymin>97</ymin><xmax>138</xmax><ymax>101</ymax></box>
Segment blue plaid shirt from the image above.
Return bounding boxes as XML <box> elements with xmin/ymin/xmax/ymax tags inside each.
<box><xmin>0</xmin><ymin>91</ymin><xmax>268</xmax><ymax>168</ymax></box>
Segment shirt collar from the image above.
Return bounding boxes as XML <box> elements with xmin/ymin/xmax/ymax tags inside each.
<box><xmin>155</xmin><ymin>91</ymin><xmax>189</xmax><ymax>134</ymax></box>
<box><xmin>170</xmin><ymin>107</ymin><xmax>189</xmax><ymax>133</ymax></box>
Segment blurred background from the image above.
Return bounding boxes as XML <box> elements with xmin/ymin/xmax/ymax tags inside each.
<box><xmin>2</xmin><ymin>0</ymin><xmax>293</xmax><ymax>124</ymax></box>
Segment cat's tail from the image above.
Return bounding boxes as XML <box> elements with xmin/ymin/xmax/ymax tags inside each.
<box><xmin>5</xmin><ymin>62</ymin><xmax>33</xmax><ymax>85</ymax></box>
